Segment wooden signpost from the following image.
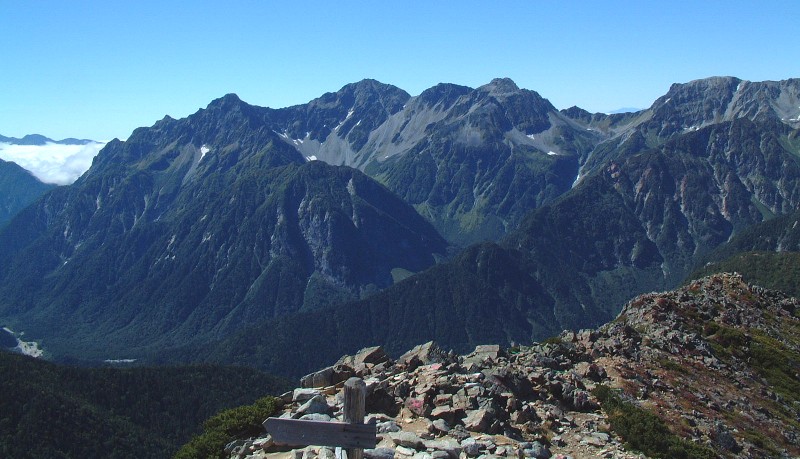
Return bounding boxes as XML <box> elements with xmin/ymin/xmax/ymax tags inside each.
<box><xmin>263</xmin><ymin>377</ymin><xmax>376</xmax><ymax>459</ymax></box>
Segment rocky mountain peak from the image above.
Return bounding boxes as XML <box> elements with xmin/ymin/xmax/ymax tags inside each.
<box><xmin>208</xmin><ymin>93</ymin><xmax>245</xmax><ymax>110</ymax></box>
<box><xmin>678</xmin><ymin>75</ymin><xmax>742</xmax><ymax>91</ymax></box>
<box><xmin>648</xmin><ymin>76</ymin><xmax>800</xmax><ymax>133</ymax></box>
<box><xmin>480</xmin><ymin>77</ymin><xmax>521</xmax><ymax>95</ymax></box>
<box><xmin>310</xmin><ymin>79</ymin><xmax>410</xmax><ymax>112</ymax></box>
<box><xmin>230</xmin><ymin>273</ymin><xmax>799</xmax><ymax>459</ymax></box>
<box><xmin>415</xmin><ymin>82</ymin><xmax>472</xmax><ymax>108</ymax></box>
<box><xmin>348</xmin><ymin>78</ymin><xmax>410</xmax><ymax>98</ymax></box>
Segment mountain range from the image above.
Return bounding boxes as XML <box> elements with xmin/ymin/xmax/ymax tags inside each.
<box><xmin>0</xmin><ymin>134</ymin><xmax>97</xmax><ymax>146</ymax></box>
<box><xmin>0</xmin><ymin>76</ymin><xmax>799</xmax><ymax>370</ymax></box>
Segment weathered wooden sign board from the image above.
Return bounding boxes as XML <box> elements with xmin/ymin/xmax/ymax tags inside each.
<box><xmin>263</xmin><ymin>418</ymin><xmax>377</xmax><ymax>449</ymax></box>
<box><xmin>263</xmin><ymin>377</ymin><xmax>375</xmax><ymax>459</ymax></box>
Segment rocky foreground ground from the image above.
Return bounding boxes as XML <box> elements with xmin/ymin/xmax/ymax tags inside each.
<box><xmin>227</xmin><ymin>274</ymin><xmax>800</xmax><ymax>459</ymax></box>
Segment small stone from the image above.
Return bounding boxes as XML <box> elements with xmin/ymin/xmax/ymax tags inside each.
<box><xmin>364</xmin><ymin>448</ymin><xmax>396</xmax><ymax>459</ymax></box>
<box><xmin>463</xmin><ymin>408</ymin><xmax>495</xmax><ymax>432</ymax></box>
<box><xmin>390</xmin><ymin>431</ymin><xmax>424</xmax><ymax>450</ymax></box>
<box><xmin>293</xmin><ymin>394</ymin><xmax>331</xmax><ymax>418</ymax></box>
<box><xmin>405</xmin><ymin>396</ymin><xmax>429</xmax><ymax>416</ymax></box>
<box><xmin>395</xmin><ymin>445</ymin><xmax>417</xmax><ymax>457</ymax></box>
<box><xmin>399</xmin><ymin>341</ymin><xmax>447</xmax><ymax>369</ymax></box>
<box><xmin>431</xmin><ymin>418</ymin><xmax>451</xmax><ymax>434</ymax></box>
<box><xmin>293</xmin><ymin>388</ymin><xmax>322</xmax><ymax>403</ymax></box>
<box><xmin>299</xmin><ymin>413</ymin><xmax>332</xmax><ymax>421</ymax></box>
<box><xmin>449</xmin><ymin>425</ymin><xmax>471</xmax><ymax>441</ymax></box>
<box><xmin>300</xmin><ymin>364</ymin><xmax>353</xmax><ymax>388</ymax></box>
<box><xmin>431</xmin><ymin>405</ymin><xmax>464</xmax><ymax>425</ymax></box>
<box><xmin>460</xmin><ymin>438</ymin><xmax>483</xmax><ymax>457</ymax></box>
<box><xmin>251</xmin><ymin>435</ymin><xmax>276</xmax><ymax>451</ymax></box>
<box><xmin>377</xmin><ymin>420</ymin><xmax>402</xmax><ymax>433</ymax></box>
<box><xmin>300</xmin><ymin>366</ymin><xmax>335</xmax><ymax>388</ymax></box>
<box><xmin>423</xmin><ymin>438</ymin><xmax>461</xmax><ymax>455</ymax></box>
<box><xmin>355</xmin><ymin>346</ymin><xmax>390</xmax><ymax>365</ymax></box>
<box><xmin>714</xmin><ymin>423</ymin><xmax>741</xmax><ymax>453</ymax></box>
<box><xmin>279</xmin><ymin>390</ymin><xmax>294</xmax><ymax>404</ymax></box>
<box><xmin>225</xmin><ymin>439</ymin><xmax>247</xmax><ymax>453</ymax></box>
<box><xmin>523</xmin><ymin>441</ymin><xmax>551</xmax><ymax>459</ymax></box>
<box><xmin>582</xmin><ymin>435</ymin><xmax>605</xmax><ymax>447</ymax></box>
<box><xmin>434</xmin><ymin>393</ymin><xmax>453</xmax><ymax>406</ymax></box>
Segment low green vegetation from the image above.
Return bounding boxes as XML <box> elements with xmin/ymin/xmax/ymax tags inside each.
<box><xmin>748</xmin><ymin>331</ymin><xmax>800</xmax><ymax>404</ymax></box>
<box><xmin>689</xmin><ymin>251</ymin><xmax>800</xmax><ymax>297</ymax></box>
<box><xmin>656</xmin><ymin>356</ymin><xmax>688</xmax><ymax>374</ymax></box>
<box><xmin>709</xmin><ymin>325</ymin><xmax>747</xmax><ymax>350</ymax></box>
<box><xmin>174</xmin><ymin>396</ymin><xmax>281</xmax><ymax>459</ymax></box>
<box><xmin>541</xmin><ymin>336</ymin><xmax>564</xmax><ymax>345</ymax></box>
<box><xmin>592</xmin><ymin>385</ymin><xmax>716</xmax><ymax>459</ymax></box>
<box><xmin>702</xmin><ymin>321</ymin><xmax>799</xmax><ymax>406</ymax></box>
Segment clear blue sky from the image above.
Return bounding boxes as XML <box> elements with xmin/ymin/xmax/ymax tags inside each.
<box><xmin>2</xmin><ymin>1</ymin><xmax>799</xmax><ymax>141</ymax></box>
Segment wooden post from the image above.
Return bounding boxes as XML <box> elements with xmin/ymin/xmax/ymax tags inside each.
<box><xmin>263</xmin><ymin>377</ymin><xmax>375</xmax><ymax>455</ymax></box>
<box><xmin>343</xmin><ymin>377</ymin><xmax>366</xmax><ymax>459</ymax></box>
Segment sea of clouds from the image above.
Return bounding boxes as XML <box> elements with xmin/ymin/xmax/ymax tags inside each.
<box><xmin>0</xmin><ymin>141</ymin><xmax>106</xmax><ymax>185</ymax></box>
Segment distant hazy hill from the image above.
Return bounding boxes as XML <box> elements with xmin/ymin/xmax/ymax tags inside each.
<box><xmin>0</xmin><ymin>133</ymin><xmax>95</xmax><ymax>146</ymax></box>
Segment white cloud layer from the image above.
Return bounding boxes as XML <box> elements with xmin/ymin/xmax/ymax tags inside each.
<box><xmin>0</xmin><ymin>141</ymin><xmax>106</xmax><ymax>185</ymax></box>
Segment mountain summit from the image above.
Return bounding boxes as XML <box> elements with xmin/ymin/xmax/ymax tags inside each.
<box><xmin>206</xmin><ymin>273</ymin><xmax>799</xmax><ymax>459</ymax></box>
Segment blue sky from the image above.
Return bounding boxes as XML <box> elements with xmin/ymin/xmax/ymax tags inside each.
<box><xmin>2</xmin><ymin>1</ymin><xmax>799</xmax><ymax>141</ymax></box>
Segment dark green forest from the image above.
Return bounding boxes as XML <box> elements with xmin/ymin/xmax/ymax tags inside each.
<box><xmin>0</xmin><ymin>350</ymin><xmax>289</xmax><ymax>458</ymax></box>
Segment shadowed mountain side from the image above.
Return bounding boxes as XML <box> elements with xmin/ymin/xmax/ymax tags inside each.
<box><xmin>698</xmin><ymin>207</ymin><xmax>800</xmax><ymax>263</ymax></box>
<box><xmin>0</xmin><ymin>106</ymin><xmax>447</xmax><ymax>361</ymax></box>
<box><xmin>686</xmin><ymin>208</ymin><xmax>800</xmax><ymax>296</ymax></box>
<box><xmin>197</xmin><ymin>243</ymin><xmax>591</xmax><ymax>379</ymax></box>
<box><xmin>0</xmin><ymin>158</ymin><xmax>55</xmax><ymax>227</ymax></box>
